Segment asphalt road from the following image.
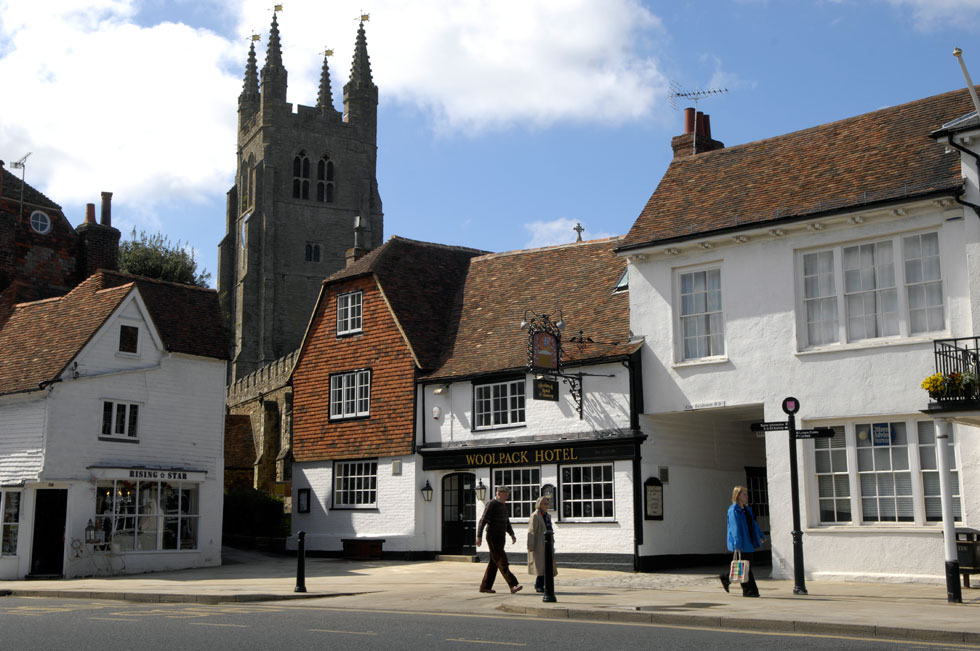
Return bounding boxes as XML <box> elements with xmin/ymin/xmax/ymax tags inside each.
<box><xmin>0</xmin><ymin>596</ymin><xmax>972</xmax><ymax>651</ymax></box>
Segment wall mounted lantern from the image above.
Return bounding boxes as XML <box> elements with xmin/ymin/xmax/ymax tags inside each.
<box><xmin>421</xmin><ymin>480</ymin><xmax>434</xmax><ymax>502</ymax></box>
<box><xmin>475</xmin><ymin>479</ymin><xmax>487</xmax><ymax>502</ymax></box>
<box><xmin>84</xmin><ymin>519</ymin><xmax>99</xmax><ymax>544</ymax></box>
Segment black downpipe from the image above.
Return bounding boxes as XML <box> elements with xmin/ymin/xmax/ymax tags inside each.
<box><xmin>946</xmin><ymin>138</ymin><xmax>980</xmax><ymax>218</ymax></box>
<box><xmin>623</xmin><ymin>349</ymin><xmax>645</xmax><ymax>570</ymax></box>
<box><xmin>414</xmin><ymin>368</ymin><xmax>422</xmax><ymax>452</ymax></box>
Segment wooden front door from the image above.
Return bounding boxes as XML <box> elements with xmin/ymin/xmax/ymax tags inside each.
<box><xmin>30</xmin><ymin>489</ymin><xmax>67</xmax><ymax>577</ymax></box>
<box><xmin>441</xmin><ymin>473</ymin><xmax>477</xmax><ymax>555</ymax></box>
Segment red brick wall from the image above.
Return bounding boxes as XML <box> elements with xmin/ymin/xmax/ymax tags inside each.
<box><xmin>292</xmin><ymin>275</ymin><xmax>416</xmax><ymax>461</ymax></box>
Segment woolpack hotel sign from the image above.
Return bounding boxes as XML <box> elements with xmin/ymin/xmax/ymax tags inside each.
<box><xmin>420</xmin><ymin>437</ymin><xmax>641</xmax><ymax>470</ymax></box>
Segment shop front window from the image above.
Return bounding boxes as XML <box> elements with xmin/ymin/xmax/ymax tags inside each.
<box><xmin>1</xmin><ymin>491</ymin><xmax>20</xmax><ymax>555</ymax></box>
<box><xmin>96</xmin><ymin>480</ymin><xmax>199</xmax><ymax>551</ymax></box>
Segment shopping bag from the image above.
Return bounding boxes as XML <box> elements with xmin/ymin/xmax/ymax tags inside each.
<box><xmin>729</xmin><ymin>551</ymin><xmax>750</xmax><ymax>584</ymax></box>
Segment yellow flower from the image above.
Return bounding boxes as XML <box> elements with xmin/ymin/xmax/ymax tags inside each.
<box><xmin>921</xmin><ymin>373</ymin><xmax>945</xmax><ymax>394</ymax></box>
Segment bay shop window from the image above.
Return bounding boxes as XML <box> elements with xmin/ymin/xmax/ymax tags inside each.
<box><xmin>812</xmin><ymin>419</ymin><xmax>961</xmax><ymax>526</ymax></box>
<box><xmin>95</xmin><ymin>479</ymin><xmax>199</xmax><ymax>551</ymax></box>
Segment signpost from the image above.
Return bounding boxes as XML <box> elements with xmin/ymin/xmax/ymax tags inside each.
<box><xmin>750</xmin><ymin>396</ymin><xmax>820</xmax><ymax>596</ymax></box>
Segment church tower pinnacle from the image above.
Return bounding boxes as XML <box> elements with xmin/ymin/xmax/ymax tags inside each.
<box><xmin>343</xmin><ymin>19</ymin><xmax>378</xmax><ymax>142</ymax></box>
<box><xmin>238</xmin><ymin>40</ymin><xmax>260</xmax><ymax>117</ymax></box>
<box><xmin>261</xmin><ymin>11</ymin><xmax>288</xmax><ymax>105</ymax></box>
<box><xmin>317</xmin><ymin>50</ymin><xmax>336</xmax><ymax>112</ymax></box>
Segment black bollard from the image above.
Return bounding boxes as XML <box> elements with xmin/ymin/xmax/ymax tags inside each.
<box><xmin>543</xmin><ymin>530</ymin><xmax>556</xmax><ymax>603</ymax></box>
<box><xmin>295</xmin><ymin>530</ymin><xmax>307</xmax><ymax>593</ymax></box>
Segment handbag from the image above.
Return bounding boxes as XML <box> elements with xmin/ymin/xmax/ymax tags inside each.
<box><xmin>729</xmin><ymin>551</ymin><xmax>750</xmax><ymax>584</ymax></box>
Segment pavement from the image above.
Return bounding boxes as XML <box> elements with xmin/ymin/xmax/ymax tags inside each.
<box><xmin>1</xmin><ymin>548</ymin><xmax>980</xmax><ymax>645</ymax></box>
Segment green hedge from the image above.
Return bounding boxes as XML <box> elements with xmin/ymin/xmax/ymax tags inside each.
<box><xmin>223</xmin><ymin>488</ymin><xmax>289</xmax><ymax>537</ymax></box>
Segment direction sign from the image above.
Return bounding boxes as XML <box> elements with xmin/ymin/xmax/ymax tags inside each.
<box><xmin>750</xmin><ymin>421</ymin><xmax>789</xmax><ymax>432</ymax></box>
<box><xmin>793</xmin><ymin>428</ymin><xmax>835</xmax><ymax>439</ymax></box>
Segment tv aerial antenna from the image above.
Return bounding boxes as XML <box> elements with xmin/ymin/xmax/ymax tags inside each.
<box><xmin>10</xmin><ymin>152</ymin><xmax>31</xmax><ymax>219</ymax></box>
<box><xmin>668</xmin><ymin>84</ymin><xmax>727</xmax><ymax>153</ymax></box>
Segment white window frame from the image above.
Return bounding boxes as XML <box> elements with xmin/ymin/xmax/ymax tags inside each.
<box><xmin>474</xmin><ymin>378</ymin><xmax>526</xmax><ymax>430</ymax></box>
<box><xmin>808</xmin><ymin>417</ymin><xmax>962</xmax><ymax>527</ymax></box>
<box><xmin>337</xmin><ymin>290</ymin><xmax>363</xmax><ymax>335</ymax></box>
<box><xmin>493</xmin><ymin>467</ymin><xmax>540</xmax><ymax>520</ymax></box>
<box><xmin>797</xmin><ymin>230</ymin><xmax>945</xmax><ymax>350</ymax></box>
<box><xmin>30</xmin><ymin>210</ymin><xmax>51</xmax><ymax>235</ymax></box>
<box><xmin>118</xmin><ymin>324</ymin><xmax>140</xmax><ymax>355</ymax></box>
<box><xmin>333</xmin><ymin>460</ymin><xmax>378</xmax><ymax>508</ymax></box>
<box><xmin>675</xmin><ymin>265</ymin><xmax>725</xmax><ymax>362</ymax></box>
<box><xmin>101</xmin><ymin>400</ymin><xmax>140</xmax><ymax>440</ymax></box>
<box><xmin>1</xmin><ymin>490</ymin><xmax>21</xmax><ymax>556</ymax></box>
<box><xmin>329</xmin><ymin>369</ymin><xmax>371</xmax><ymax>419</ymax></box>
<box><xmin>559</xmin><ymin>463</ymin><xmax>615</xmax><ymax>522</ymax></box>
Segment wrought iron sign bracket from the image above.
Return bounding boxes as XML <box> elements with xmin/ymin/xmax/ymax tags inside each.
<box><xmin>562</xmin><ymin>373</ymin><xmax>583</xmax><ymax>419</ymax></box>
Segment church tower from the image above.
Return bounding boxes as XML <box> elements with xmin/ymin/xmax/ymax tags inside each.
<box><xmin>218</xmin><ymin>13</ymin><xmax>383</xmax><ymax>381</ymax></box>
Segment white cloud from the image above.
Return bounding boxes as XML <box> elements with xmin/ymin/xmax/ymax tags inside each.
<box><xmin>0</xmin><ymin>0</ymin><xmax>668</xmax><ymax>221</ymax></box>
<box><xmin>523</xmin><ymin>217</ymin><xmax>613</xmax><ymax>249</ymax></box>
<box><xmin>0</xmin><ymin>0</ymin><xmax>240</xmax><ymax>210</ymax></box>
<box><xmin>884</xmin><ymin>0</ymin><xmax>980</xmax><ymax>30</ymax></box>
<box><xmin>240</xmin><ymin>0</ymin><xmax>669</xmax><ymax>134</ymax></box>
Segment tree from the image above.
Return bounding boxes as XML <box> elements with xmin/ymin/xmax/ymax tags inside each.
<box><xmin>118</xmin><ymin>229</ymin><xmax>212</xmax><ymax>287</ymax></box>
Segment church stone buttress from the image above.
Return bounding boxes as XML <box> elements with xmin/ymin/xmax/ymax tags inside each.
<box><xmin>218</xmin><ymin>14</ymin><xmax>383</xmax><ymax>381</ymax></box>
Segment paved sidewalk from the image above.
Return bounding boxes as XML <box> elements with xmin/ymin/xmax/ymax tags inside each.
<box><xmin>1</xmin><ymin>549</ymin><xmax>978</xmax><ymax>645</ymax></box>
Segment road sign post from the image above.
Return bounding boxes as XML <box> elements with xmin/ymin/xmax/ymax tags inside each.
<box><xmin>751</xmin><ymin>397</ymin><xmax>812</xmax><ymax>596</ymax></box>
<box><xmin>782</xmin><ymin>397</ymin><xmax>808</xmax><ymax>596</ymax></box>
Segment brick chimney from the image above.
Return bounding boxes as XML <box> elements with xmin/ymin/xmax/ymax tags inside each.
<box><xmin>671</xmin><ymin>107</ymin><xmax>725</xmax><ymax>158</ymax></box>
<box><xmin>76</xmin><ymin>191</ymin><xmax>121</xmax><ymax>280</ymax></box>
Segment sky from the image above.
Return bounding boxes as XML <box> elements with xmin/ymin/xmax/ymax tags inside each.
<box><xmin>2</xmin><ymin>0</ymin><xmax>980</xmax><ymax>288</ymax></box>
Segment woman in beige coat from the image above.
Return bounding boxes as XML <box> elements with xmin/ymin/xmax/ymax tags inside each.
<box><xmin>527</xmin><ymin>495</ymin><xmax>556</xmax><ymax>593</ymax></box>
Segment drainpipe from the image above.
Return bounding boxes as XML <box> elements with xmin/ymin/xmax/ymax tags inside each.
<box><xmin>945</xmin><ymin>138</ymin><xmax>980</xmax><ymax>218</ymax></box>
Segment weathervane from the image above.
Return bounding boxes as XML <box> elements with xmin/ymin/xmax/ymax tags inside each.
<box><xmin>360</xmin><ymin>12</ymin><xmax>370</xmax><ymax>22</ymax></box>
<box><xmin>668</xmin><ymin>84</ymin><xmax>728</xmax><ymax>154</ymax></box>
<box><xmin>272</xmin><ymin>4</ymin><xmax>283</xmax><ymax>12</ymax></box>
<box><xmin>321</xmin><ymin>48</ymin><xmax>334</xmax><ymax>57</ymax></box>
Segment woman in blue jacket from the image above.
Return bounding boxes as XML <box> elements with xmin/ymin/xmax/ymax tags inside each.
<box><xmin>719</xmin><ymin>485</ymin><xmax>765</xmax><ymax>597</ymax></box>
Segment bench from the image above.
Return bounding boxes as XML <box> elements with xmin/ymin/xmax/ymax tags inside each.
<box><xmin>341</xmin><ymin>538</ymin><xmax>385</xmax><ymax>560</ymax></box>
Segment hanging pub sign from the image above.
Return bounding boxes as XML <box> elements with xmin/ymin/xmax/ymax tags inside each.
<box><xmin>534</xmin><ymin>378</ymin><xmax>560</xmax><ymax>401</ymax></box>
<box><xmin>532</xmin><ymin>331</ymin><xmax>559</xmax><ymax>372</ymax></box>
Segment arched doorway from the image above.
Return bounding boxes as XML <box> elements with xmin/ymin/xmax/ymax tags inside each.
<box><xmin>441</xmin><ymin>473</ymin><xmax>476</xmax><ymax>555</ymax></box>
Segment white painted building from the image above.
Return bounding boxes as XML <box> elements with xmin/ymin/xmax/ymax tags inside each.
<box><xmin>0</xmin><ymin>271</ymin><xmax>228</xmax><ymax>579</ymax></box>
<box><xmin>618</xmin><ymin>91</ymin><xmax>980</xmax><ymax>582</ymax></box>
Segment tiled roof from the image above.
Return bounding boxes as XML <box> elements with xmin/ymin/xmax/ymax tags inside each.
<box><xmin>0</xmin><ymin>271</ymin><xmax>227</xmax><ymax>396</ymax></box>
<box><xmin>426</xmin><ymin>237</ymin><xmax>636</xmax><ymax>380</ymax></box>
<box><xmin>324</xmin><ymin>237</ymin><xmax>486</xmax><ymax>369</ymax></box>
<box><xmin>0</xmin><ymin>166</ymin><xmax>62</xmax><ymax>211</ymax></box>
<box><xmin>620</xmin><ymin>87</ymin><xmax>977</xmax><ymax>250</ymax></box>
<box><xmin>95</xmin><ymin>271</ymin><xmax>229</xmax><ymax>360</ymax></box>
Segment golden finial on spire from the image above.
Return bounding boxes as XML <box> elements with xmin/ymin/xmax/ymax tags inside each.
<box><xmin>273</xmin><ymin>4</ymin><xmax>283</xmax><ymax>12</ymax></box>
<box><xmin>322</xmin><ymin>48</ymin><xmax>334</xmax><ymax>57</ymax></box>
<box><xmin>250</xmin><ymin>33</ymin><xmax>261</xmax><ymax>42</ymax></box>
<box><xmin>360</xmin><ymin>12</ymin><xmax>370</xmax><ymax>22</ymax></box>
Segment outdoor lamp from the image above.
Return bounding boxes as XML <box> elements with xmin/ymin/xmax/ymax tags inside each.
<box><xmin>421</xmin><ymin>480</ymin><xmax>433</xmax><ymax>502</ymax></box>
<box><xmin>475</xmin><ymin>479</ymin><xmax>487</xmax><ymax>502</ymax></box>
<box><xmin>84</xmin><ymin>519</ymin><xmax>98</xmax><ymax>544</ymax></box>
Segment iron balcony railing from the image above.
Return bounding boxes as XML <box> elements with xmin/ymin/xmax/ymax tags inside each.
<box><xmin>932</xmin><ymin>337</ymin><xmax>980</xmax><ymax>404</ymax></box>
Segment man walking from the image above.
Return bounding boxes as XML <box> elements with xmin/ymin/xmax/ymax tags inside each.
<box><xmin>476</xmin><ymin>486</ymin><xmax>523</xmax><ymax>594</ymax></box>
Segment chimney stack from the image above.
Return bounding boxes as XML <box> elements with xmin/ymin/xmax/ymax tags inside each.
<box><xmin>671</xmin><ymin>108</ymin><xmax>725</xmax><ymax>158</ymax></box>
<box><xmin>100</xmin><ymin>191</ymin><xmax>112</xmax><ymax>226</ymax></box>
<box><xmin>85</xmin><ymin>203</ymin><xmax>97</xmax><ymax>224</ymax></box>
<box><xmin>346</xmin><ymin>215</ymin><xmax>367</xmax><ymax>266</ymax></box>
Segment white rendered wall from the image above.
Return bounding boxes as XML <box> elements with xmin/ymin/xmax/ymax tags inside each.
<box><xmin>628</xmin><ymin>199</ymin><xmax>980</xmax><ymax>582</ymax></box>
<box><xmin>421</xmin><ymin>362</ymin><xmax>632</xmax><ymax>447</ymax></box>
<box><xmin>291</xmin><ymin>455</ymin><xmax>426</xmax><ymax>552</ymax></box>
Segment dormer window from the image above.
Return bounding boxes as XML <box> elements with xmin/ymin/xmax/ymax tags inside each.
<box><xmin>30</xmin><ymin>210</ymin><xmax>51</xmax><ymax>234</ymax></box>
<box><xmin>119</xmin><ymin>325</ymin><xmax>139</xmax><ymax>354</ymax></box>
<box><xmin>614</xmin><ymin>269</ymin><xmax>629</xmax><ymax>293</ymax></box>
<box><xmin>337</xmin><ymin>291</ymin><xmax>363</xmax><ymax>335</ymax></box>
